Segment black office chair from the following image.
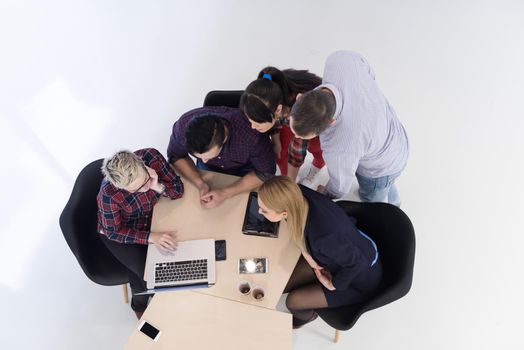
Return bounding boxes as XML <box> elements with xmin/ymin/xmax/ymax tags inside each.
<box><xmin>59</xmin><ymin>159</ymin><xmax>130</xmax><ymax>303</ymax></box>
<box><xmin>203</xmin><ymin>90</ymin><xmax>243</xmax><ymax>108</ymax></box>
<box><xmin>315</xmin><ymin>200</ymin><xmax>416</xmax><ymax>343</ymax></box>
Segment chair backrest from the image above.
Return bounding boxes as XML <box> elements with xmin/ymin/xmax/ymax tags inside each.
<box><xmin>59</xmin><ymin>159</ymin><xmax>129</xmax><ymax>286</ymax></box>
<box><xmin>316</xmin><ymin>201</ymin><xmax>416</xmax><ymax>330</ymax></box>
<box><xmin>203</xmin><ymin>90</ymin><xmax>244</xmax><ymax>108</ymax></box>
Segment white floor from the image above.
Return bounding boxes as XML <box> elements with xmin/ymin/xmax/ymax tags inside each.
<box><xmin>1</xmin><ymin>1</ymin><xmax>524</xmax><ymax>349</ymax></box>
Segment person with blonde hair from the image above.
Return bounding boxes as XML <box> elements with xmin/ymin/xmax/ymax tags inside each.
<box><xmin>258</xmin><ymin>176</ymin><xmax>382</xmax><ymax>328</ymax></box>
<box><xmin>97</xmin><ymin>148</ymin><xmax>184</xmax><ymax>319</ymax></box>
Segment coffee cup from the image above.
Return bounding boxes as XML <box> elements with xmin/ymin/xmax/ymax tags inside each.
<box><xmin>237</xmin><ymin>280</ymin><xmax>251</xmax><ymax>295</ymax></box>
<box><xmin>252</xmin><ymin>286</ymin><xmax>265</xmax><ymax>301</ymax></box>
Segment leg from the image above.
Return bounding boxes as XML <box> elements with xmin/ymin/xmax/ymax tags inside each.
<box><xmin>388</xmin><ymin>183</ymin><xmax>401</xmax><ymax>207</ymax></box>
<box><xmin>287</xmin><ymin>164</ymin><xmax>300</xmax><ymax>182</ymax></box>
<box><xmin>122</xmin><ymin>284</ymin><xmax>129</xmax><ymax>304</ymax></box>
<box><xmin>334</xmin><ymin>330</ymin><xmax>341</xmax><ymax>343</ymax></box>
<box><xmin>286</xmin><ymin>283</ymin><xmax>328</xmax><ymax>326</ymax></box>
<box><xmin>283</xmin><ymin>256</ymin><xmax>317</xmax><ymax>293</ymax></box>
<box><xmin>356</xmin><ymin>172</ymin><xmax>401</xmax><ymax>204</ymax></box>
<box><xmin>100</xmin><ymin>236</ymin><xmax>150</xmax><ymax>312</ymax></box>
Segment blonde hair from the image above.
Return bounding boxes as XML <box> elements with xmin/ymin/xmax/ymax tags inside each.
<box><xmin>101</xmin><ymin>150</ymin><xmax>144</xmax><ymax>188</ymax></box>
<box><xmin>258</xmin><ymin>176</ymin><xmax>308</xmax><ymax>250</ymax></box>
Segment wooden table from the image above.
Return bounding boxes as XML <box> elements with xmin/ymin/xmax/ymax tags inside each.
<box><xmin>124</xmin><ymin>291</ymin><xmax>292</xmax><ymax>350</ymax></box>
<box><xmin>148</xmin><ymin>171</ymin><xmax>301</xmax><ymax>309</ymax></box>
<box><xmin>126</xmin><ymin>171</ymin><xmax>300</xmax><ymax>349</ymax></box>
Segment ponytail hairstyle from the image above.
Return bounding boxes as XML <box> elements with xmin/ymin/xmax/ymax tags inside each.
<box><xmin>258</xmin><ymin>176</ymin><xmax>309</xmax><ymax>251</ymax></box>
<box><xmin>240</xmin><ymin>66</ymin><xmax>322</xmax><ymax>123</ymax></box>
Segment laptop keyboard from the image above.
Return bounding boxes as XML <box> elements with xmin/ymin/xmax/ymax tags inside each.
<box><xmin>154</xmin><ymin>259</ymin><xmax>208</xmax><ymax>284</ymax></box>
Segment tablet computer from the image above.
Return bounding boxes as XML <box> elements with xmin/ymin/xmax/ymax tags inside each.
<box><xmin>242</xmin><ymin>192</ymin><xmax>279</xmax><ymax>238</ymax></box>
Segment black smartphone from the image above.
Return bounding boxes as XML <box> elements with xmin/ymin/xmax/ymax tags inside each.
<box><xmin>215</xmin><ymin>240</ymin><xmax>227</xmax><ymax>261</ymax></box>
<box><xmin>138</xmin><ymin>320</ymin><xmax>161</xmax><ymax>341</ymax></box>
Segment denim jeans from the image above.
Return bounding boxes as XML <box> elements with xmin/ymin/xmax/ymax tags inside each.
<box><xmin>355</xmin><ymin>172</ymin><xmax>401</xmax><ymax>206</ymax></box>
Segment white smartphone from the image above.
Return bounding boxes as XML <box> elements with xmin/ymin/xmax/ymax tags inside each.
<box><xmin>138</xmin><ymin>320</ymin><xmax>161</xmax><ymax>342</ymax></box>
<box><xmin>238</xmin><ymin>257</ymin><xmax>268</xmax><ymax>274</ymax></box>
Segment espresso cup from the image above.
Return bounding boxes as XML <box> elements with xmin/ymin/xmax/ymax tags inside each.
<box><xmin>252</xmin><ymin>286</ymin><xmax>265</xmax><ymax>301</ymax></box>
<box><xmin>237</xmin><ymin>280</ymin><xmax>251</xmax><ymax>295</ymax></box>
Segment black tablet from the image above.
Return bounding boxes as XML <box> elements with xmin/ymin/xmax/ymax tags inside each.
<box><xmin>241</xmin><ymin>192</ymin><xmax>279</xmax><ymax>238</ymax></box>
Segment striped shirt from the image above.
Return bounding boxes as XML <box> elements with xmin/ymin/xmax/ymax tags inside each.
<box><xmin>318</xmin><ymin>51</ymin><xmax>409</xmax><ymax>198</ymax></box>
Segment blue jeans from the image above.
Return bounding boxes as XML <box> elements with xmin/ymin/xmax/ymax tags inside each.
<box><xmin>356</xmin><ymin>172</ymin><xmax>401</xmax><ymax>206</ymax></box>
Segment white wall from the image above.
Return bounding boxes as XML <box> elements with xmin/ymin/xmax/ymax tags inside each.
<box><xmin>1</xmin><ymin>1</ymin><xmax>523</xmax><ymax>349</ymax></box>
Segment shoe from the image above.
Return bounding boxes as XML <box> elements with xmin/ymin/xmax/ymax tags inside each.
<box><xmin>299</xmin><ymin>166</ymin><xmax>322</xmax><ymax>189</ymax></box>
<box><xmin>292</xmin><ymin>312</ymin><xmax>318</xmax><ymax>329</ymax></box>
<box><xmin>134</xmin><ymin>310</ymin><xmax>144</xmax><ymax>320</ymax></box>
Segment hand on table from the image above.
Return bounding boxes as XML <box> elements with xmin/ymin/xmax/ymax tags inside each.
<box><xmin>197</xmin><ymin>182</ymin><xmax>211</xmax><ymax>204</ymax></box>
<box><xmin>149</xmin><ymin>231</ymin><xmax>178</xmax><ymax>252</ymax></box>
<box><xmin>200</xmin><ymin>188</ymin><xmax>227</xmax><ymax>209</ymax></box>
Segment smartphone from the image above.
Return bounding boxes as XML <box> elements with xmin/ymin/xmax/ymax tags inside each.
<box><xmin>138</xmin><ymin>320</ymin><xmax>161</xmax><ymax>342</ymax></box>
<box><xmin>238</xmin><ymin>257</ymin><xmax>268</xmax><ymax>274</ymax></box>
<box><xmin>215</xmin><ymin>239</ymin><xmax>227</xmax><ymax>261</ymax></box>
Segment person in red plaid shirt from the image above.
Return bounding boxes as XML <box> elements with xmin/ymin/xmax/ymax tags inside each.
<box><xmin>97</xmin><ymin>148</ymin><xmax>184</xmax><ymax>318</ymax></box>
<box><xmin>240</xmin><ymin>67</ymin><xmax>326</xmax><ymax>187</ymax></box>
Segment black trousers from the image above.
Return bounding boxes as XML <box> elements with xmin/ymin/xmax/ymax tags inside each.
<box><xmin>100</xmin><ymin>235</ymin><xmax>150</xmax><ymax>312</ymax></box>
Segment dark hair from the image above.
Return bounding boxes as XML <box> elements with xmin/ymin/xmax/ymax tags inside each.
<box><xmin>184</xmin><ymin>114</ymin><xmax>226</xmax><ymax>154</ymax></box>
<box><xmin>239</xmin><ymin>67</ymin><xmax>321</xmax><ymax>123</ymax></box>
<box><xmin>290</xmin><ymin>89</ymin><xmax>336</xmax><ymax>137</ymax></box>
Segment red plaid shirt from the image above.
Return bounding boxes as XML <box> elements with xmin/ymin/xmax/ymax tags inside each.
<box><xmin>273</xmin><ymin>118</ymin><xmax>317</xmax><ymax>168</ymax></box>
<box><xmin>97</xmin><ymin>148</ymin><xmax>184</xmax><ymax>244</ymax></box>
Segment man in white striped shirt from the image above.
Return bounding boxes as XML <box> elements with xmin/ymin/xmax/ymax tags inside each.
<box><xmin>289</xmin><ymin>50</ymin><xmax>409</xmax><ymax>205</ymax></box>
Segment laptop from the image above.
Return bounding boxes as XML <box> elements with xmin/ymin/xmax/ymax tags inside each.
<box><xmin>135</xmin><ymin>239</ymin><xmax>216</xmax><ymax>295</ymax></box>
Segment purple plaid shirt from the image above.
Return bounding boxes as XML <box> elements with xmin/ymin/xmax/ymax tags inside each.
<box><xmin>167</xmin><ymin>106</ymin><xmax>276</xmax><ymax>176</ymax></box>
<box><xmin>97</xmin><ymin>148</ymin><xmax>184</xmax><ymax>244</ymax></box>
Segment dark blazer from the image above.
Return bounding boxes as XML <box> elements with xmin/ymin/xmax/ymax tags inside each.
<box><xmin>302</xmin><ymin>185</ymin><xmax>377</xmax><ymax>291</ymax></box>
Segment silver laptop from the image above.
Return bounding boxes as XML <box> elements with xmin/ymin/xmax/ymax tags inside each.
<box><xmin>136</xmin><ymin>239</ymin><xmax>216</xmax><ymax>295</ymax></box>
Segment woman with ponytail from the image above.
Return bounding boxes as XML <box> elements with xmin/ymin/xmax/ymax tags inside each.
<box><xmin>257</xmin><ymin>176</ymin><xmax>382</xmax><ymax>328</ymax></box>
<box><xmin>240</xmin><ymin>67</ymin><xmax>325</xmax><ymax>186</ymax></box>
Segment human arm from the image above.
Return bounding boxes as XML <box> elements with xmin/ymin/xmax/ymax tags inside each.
<box><xmin>98</xmin><ymin>195</ymin><xmax>150</xmax><ymax>245</ymax></box>
<box><xmin>322</xmin><ymin>151</ymin><xmax>360</xmax><ymax>199</ymax></box>
<box><xmin>270</xmin><ymin>132</ymin><xmax>282</xmax><ymax>158</ymax></box>
<box><xmin>250</xmin><ymin>132</ymin><xmax>277</xmax><ymax>179</ymax></box>
<box><xmin>314</xmin><ymin>268</ymin><xmax>336</xmax><ymax>291</ymax></box>
<box><xmin>139</xmin><ymin>148</ymin><xmax>184</xmax><ymax>199</ymax></box>
<box><xmin>98</xmin><ymin>194</ymin><xmax>178</xmax><ymax>253</ymax></box>
<box><xmin>200</xmin><ymin>171</ymin><xmax>262</xmax><ymax>209</ymax></box>
<box><xmin>148</xmin><ymin>231</ymin><xmax>178</xmax><ymax>252</ymax></box>
<box><xmin>316</xmin><ymin>232</ymin><xmax>368</xmax><ymax>291</ymax></box>
<box><xmin>287</xmin><ymin>137</ymin><xmax>308</xmax><ymax>181</ymax></box>
<box><xmin>172</xmin><ymin>157</ymin><xmax>210</xmax><ymax>198</ymax></box>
